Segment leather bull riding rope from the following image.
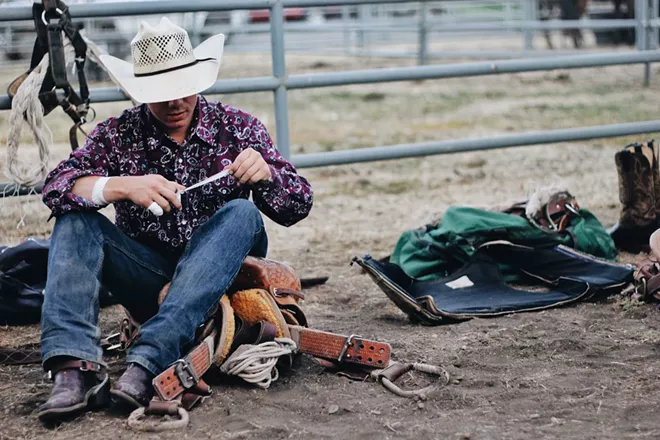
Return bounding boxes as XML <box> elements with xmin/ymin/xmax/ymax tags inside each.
<box><xmin>126</xmin><ymin>257</ymin><xmax>448</xmax><ymax>432</ymax></box>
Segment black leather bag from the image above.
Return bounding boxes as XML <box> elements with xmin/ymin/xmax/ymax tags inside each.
<box><xmin>0</xmin><ymin>238</ymin><xmax>113</xmax><ymax>325</ymax></box>
<box><xmin>354</xmin><ymin>241</ymin><xmax>634</xmax><ymax>325</ymax></box>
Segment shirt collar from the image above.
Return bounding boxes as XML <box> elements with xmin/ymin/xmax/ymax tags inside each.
<box><xmin>142</xmin><ymin>95</ymin><xmax>218</xmax><ymax>150</ymax></box>
<box><xmin>193</xmin><ymin>96</ymin><xmax>218</xmax><ymax>148</ymax></box>
<box><xmin>142</xmin><ymin>106</ymin><xmax>163</xmax><ymax>151</ymax></box>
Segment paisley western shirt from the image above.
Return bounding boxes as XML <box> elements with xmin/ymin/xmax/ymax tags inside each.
<box><xmin>42</xmin><ymin>95</ymin><xmax>313</xmax><ymax>255</ymax></box>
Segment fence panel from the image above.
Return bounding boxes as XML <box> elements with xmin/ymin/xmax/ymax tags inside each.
<box><xmin>0</xmin><ymin>0</ymin><xmax>659</xmax><ymax>196</ymax></box>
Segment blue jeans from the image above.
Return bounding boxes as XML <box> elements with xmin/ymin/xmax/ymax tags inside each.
<box><xmin>41</xmin><ymin>199</ymin><xmax>267</xmax><ymax>375</ymax></box>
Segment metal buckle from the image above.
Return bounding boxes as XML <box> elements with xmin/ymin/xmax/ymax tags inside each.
<box><xmin>78</xmin><ymin>360</ymin><xmax>92</xmax><ymax>371</ymax></box>
<box><xmin>102</xmin><ymin>331</ymin><xmax>122</xmax><ymax>352</ymax></box>
<box><xmin>41</xmin><ymin>7</ymin><xmax>63</xmax><ymax>25</ymax></box>
<box><xmin>78</xmin><ymin>360</ymin><xmax>101</xmax><ymax>373</ymax></box>
<box><xmin>47</xmin><ymin>360</ymin><xmax>99</xmax><ymax>380</ymax></box>
<box><xmin>173</xmin><ymin>359</ymin><xmax>199</xmax><ymax>390</ymax></box>
<box><xmin>337</xmin><ymin>334</ymin><xmax>361</xmax><ymax>362</ymax></box>
<box><xmin>565</xmin><ymin>202</ymin><xmax>581</xmax><ymax>216</ymax></box>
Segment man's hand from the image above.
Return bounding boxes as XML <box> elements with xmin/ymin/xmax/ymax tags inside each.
<box><xmin>105</xmin><ymin>175</ymin><xmax>185</xmax><ymax>213</ymax></box>
<box><xmin>226</xmin><ymin>148</ymin><xmax>272</xmax><ymax>184</ymax></box>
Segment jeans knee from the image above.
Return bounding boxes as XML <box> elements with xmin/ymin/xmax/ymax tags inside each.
<box><xmin>52</xmin><ymin>211</ymin><xmax>110</xmax><ymax>243</ymax></box>
<box><xmin>221</xmin><ymin>199</ymin><xmax>263</xmax><ymax>229</ymax></box>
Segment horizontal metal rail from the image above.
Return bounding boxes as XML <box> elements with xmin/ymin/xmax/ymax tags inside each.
<box><xmin>0</xmin><ymin>0</ymin><xmax>421</xmax><ymax>21</ymax></box>
<box><xmin>291</xmin><ymin>120</ymin><xmax>660</xmax><ymax>168</ymax></box>
<box><xmin>0</xmin><ymin>0</ymin><xmax>646</xmax><ymax>32</ymax></box>
<box><xmin>212</xmin><ymin>18</ymin><xmax>641</xmax><ymax>33</ymax></box>
<box><xmin>6</xmin><ymin>120</ymin><xmax>660</xmax><ymax>195</ymax></box>
<box><xmin>1</xmin><ymin>0</ymin><xmax>659</xmax><ymax>198</ymax></box>
<box><xmin>283</xmin><ymin>50</ymin><xmax>660</xmax><ymax>88</ymax></box>
<box><xmin>2</xmin><ymin>50</ymin><xmax>658</xmax><ymax>110</ymax></box>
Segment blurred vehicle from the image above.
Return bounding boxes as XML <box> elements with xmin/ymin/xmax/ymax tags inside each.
<box><xmin>249</xmin><ymin>8</ymin><xmax>307</xmax><ymax>23</ymax></box>
<box><xmin>0</xmin><ymin>0</ymin><xmax>124</xmax><ymax>61</ymax></box>
<box><xmin>321</xmin><ymin>6</ymin><xmax>359</xmax><ymax>19</ymax></box>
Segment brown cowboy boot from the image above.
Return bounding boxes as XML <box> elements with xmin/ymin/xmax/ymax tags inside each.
<box><xmin>110</xmin><ymin>363</ymin><xmax>154</xmax><ymax>409</ymax></box>
<box><xmin>609</xmin><ymin>142</ymin><xmax>657</xmax><ymax>253</ymax></box>
<box><xmin>649</xmin><ymin>139</ymin><xmax>660</xmax><ymax>227</ymax></box>
<box><xmin>36</xmin><ymin>359</ymin><xmax>109</xmax><ymax>422</ymax></box>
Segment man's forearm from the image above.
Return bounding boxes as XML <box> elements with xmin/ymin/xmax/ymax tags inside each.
<box><xmin>72</xmin><ymin>176</ymin><xmax>126</xmax><ymax>204</ymax></box>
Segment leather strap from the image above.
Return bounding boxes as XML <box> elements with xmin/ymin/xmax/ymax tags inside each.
<box><xmin>288</xmin><ymin>325</ymin><xmax>391</xmax><ymax>369</ymax></box>
<box><xmin>153</xmin><ymin>324</ymin><xmax>391</xmax><ymax>403</ymax></box>
<box><xmin>47</xmin><ymin>22</ymin><xmax>68</xmax><ymax>89</ymax></box>
<box><xmin>271</xmin><ymin>287</ymin><xmax>305</xmax><ymax>300</ymax></box>
<box><xmin>153</xmin><ymin>334</ymin><xmax>215</xmax><ymax>401</ymax></box>
<box><xmin>49</xmin><ymin>359</ymin><xmax>103</xmax><ymax>379</ymax></box>
<box><xmin>300</xmin><ymin>276</ymin><xmax>329</xmax><ymax>288</ymax></box>
<box><xmin>645</xmin><ymin>275</ymin><xmax>660</xmax><ymax>300</ymax></box>
<box><xmin>231</xmin><ymin>317</ymin><xmax>278</xmax><ymax>352</ymax></box>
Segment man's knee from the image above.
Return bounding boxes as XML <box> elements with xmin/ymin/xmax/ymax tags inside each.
<box><xmin>218</xmin><ymin>199</ymin><xmax>263</xmax><ymax>228</ymax></box>
<box><xmin>52</xmin><ymin>211</ymin><xmax>112</xmax><ymax>242</ymax></box>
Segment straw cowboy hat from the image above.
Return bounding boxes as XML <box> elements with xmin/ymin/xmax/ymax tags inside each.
<box><xmin>99</xmin><ymin>17</ymin><xmax>225</xmax><ymax>104</ymax></box>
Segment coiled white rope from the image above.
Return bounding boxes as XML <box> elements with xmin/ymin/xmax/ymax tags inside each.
<box><xmin>4</xmin><ymin>37</ymin><xmax>109</xmax><ymax>190</ymax></box>
<box><xmin>219</xmin><ymin>338</ymin><xmax>297</xmax><ymax>389</ymax></box>
<box><xmin>5</xmin><ymin>53</ymin><xmax>54</xmax><ymax>188</ymax></box>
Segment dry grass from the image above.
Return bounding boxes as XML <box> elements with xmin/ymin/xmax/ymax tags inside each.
<box><xmin>1</xmin><ymin>51</ymin><xmax>659</xmax><ymax>246</ymax></box>
<box><xmin>3</xmin><ymin>43</ymin><xmax>660</xmax><ymax>440</ymax></box>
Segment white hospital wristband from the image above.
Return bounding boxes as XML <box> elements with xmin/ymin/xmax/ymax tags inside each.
<box><xmin>91</xmin><ymin>177</ymin><xmax>110</xmax><ymax>206</ymax></box>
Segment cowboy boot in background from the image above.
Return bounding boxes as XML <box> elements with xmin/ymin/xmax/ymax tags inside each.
<box><xmin>609</xmin><ymin>142</ymin><xmax>657</xmax><ymax>253</ymax></box>
<box><xmin>649</xmin><ymin>139</ymin><xmax>660</xmax><ymax>228</ymax></box>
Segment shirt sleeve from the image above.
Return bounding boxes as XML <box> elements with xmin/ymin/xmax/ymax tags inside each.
<box><xmin>242</xmin><ymin>116</ymin><xmax>313</xmax><ymax>226</ymax></box>
<box><xmin>42</xmin><ymin>121</ymin><xmax>117</xmax><ymax>217</ymax></box>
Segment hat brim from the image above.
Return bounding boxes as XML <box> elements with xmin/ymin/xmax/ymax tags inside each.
<box><xmin>99</xmin><ymin>34</ymin><xmax>225</xmax><ymax>104</ymax></box>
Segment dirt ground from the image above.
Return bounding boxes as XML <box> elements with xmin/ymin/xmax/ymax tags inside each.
<box><xmin>2</xmin><ymin>41</ymin><xmax>660</xmax><ymax>439</ymax></box>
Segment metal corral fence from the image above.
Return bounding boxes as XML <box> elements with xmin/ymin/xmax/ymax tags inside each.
<box><xmin>2</xmin><ymin>0</ymin><xmax>660</xmax><ymax>196</ymax></box>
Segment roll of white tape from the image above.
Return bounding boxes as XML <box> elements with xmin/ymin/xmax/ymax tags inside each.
<box><xmin>148</xmin><ymin>202</ymin><xmax>164</xmax><ymax>217</ymax></box>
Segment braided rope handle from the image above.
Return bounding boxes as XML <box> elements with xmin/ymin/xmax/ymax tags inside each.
<box><xmin>371</xmin><ymin>362</ymin><xmax>450</xmax><ymax>399</ymax></box>
<box><xmin>127</xmin><ymin>406</ymin><xmax>189</xmax><ymax>432</ymax></box>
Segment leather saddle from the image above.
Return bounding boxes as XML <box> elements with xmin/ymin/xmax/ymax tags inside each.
<box><xmin>502</xmin><ymin>190</ymin><xmax>581</xmax><ymax>233</ymax></box>
<box><xmin>119</xmin><ymin>256</ymin><xmax>307</xmax><ymax>364</ymax></box>
<box><xmin>632</xmin><ymin>229</ymin><xmax>660</xmax><ymax>301</ymax></box>
<box><xmin>121</xmin><ymin>256</ymin><xmax>390</xmax><ymax>414</ymax></box>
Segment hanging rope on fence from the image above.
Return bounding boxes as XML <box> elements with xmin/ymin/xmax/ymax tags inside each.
<box><xmin>5</xmin><ymin>53</ymin><xmax>55</xmax><ymax>189</ymax></box>
<box><xmin>4</xmin><ymin>36</ymin><xmax>111</xmax><ymax>192</ymax></box>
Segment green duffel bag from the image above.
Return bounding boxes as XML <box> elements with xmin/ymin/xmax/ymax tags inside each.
<box><xmin>390</xmin><ymin>191</ymin><xmax>617</xmax><ymax>282</ymax></box>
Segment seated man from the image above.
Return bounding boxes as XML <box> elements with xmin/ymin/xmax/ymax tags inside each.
<box><xmin>37</xmin><ymin>17</ymin><xmax>313</xmax><ymax>421</ymax></box>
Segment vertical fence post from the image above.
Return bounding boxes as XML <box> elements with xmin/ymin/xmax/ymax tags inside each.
<box><xmin>653</xmin><ymin>0</ymin><xmax>660</xmax><ymax>50</ymax></box>
<box><xmin>342</xmin><ymin>5</ymin><xmax>351</xmax><ymax>55</ymax></box>
<box><xmin>504</xmin><ymin>0</ymin><xmax>513</xmax><ymax>23</ymax></box>
<box><xmin>637</xmin><ymin>0</ymin><xmax>651</xmax><ymax>87</ymax></box>
<box><xmin>522</xmin><ymin>0</ymin><xmax>535</xmax><ymax>52</ymax></box>
<box><xmin>270</xmin><ymin>0</ymin><xmax>291</xmax><ymax>159</ymax></box>
<box><xmin>357</xmin><ymin>4</ymin><xmax>370</xmax><ymax>53</ymax></box>
<box><xmin>190</xmin><ymin>12</ymin><xmax>201</xmax><ymax>47</ymax></box>
<box><xmin>647</xmin><ymin>0</ymin><xmax>654</xmax><ymax>86</ymax></box>
<box><xmin>418</xmin><ymin>1</ymin><xmax>429</xmax><ymax>65</ymax></box>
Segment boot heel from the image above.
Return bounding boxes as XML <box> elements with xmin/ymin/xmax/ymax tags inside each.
<box><xmin>89</xmin><ymin>375</ymin><xmax>110</xmax><ymax>409</ymax></box>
